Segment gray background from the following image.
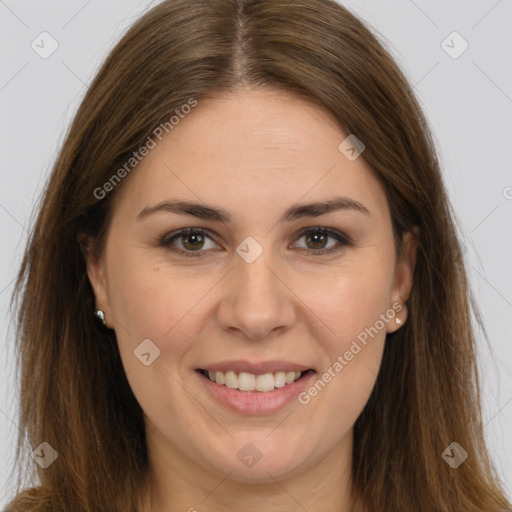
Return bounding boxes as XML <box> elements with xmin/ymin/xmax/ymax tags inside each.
<box><xmin>1</xmin><ymin>0</ymin><xmax>511</xmax><ymax>505</ymax></box>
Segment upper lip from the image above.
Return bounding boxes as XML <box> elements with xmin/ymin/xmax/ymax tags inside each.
<box><xmin>197</xmin><ymin>359</ymin><xmax>315</xmax><ymax>374</ymax></box>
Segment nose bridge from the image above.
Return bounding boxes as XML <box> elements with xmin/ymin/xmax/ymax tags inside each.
<box><xmin>218</xmin><ymin>238</ymin><xmax>296</xmax><ymax>340</ymax></box>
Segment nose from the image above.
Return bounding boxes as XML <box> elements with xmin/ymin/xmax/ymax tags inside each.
<box><xmin>216</xmin><ymin>246</ymin><xmax>297</xmax><ymax>341</ymax></box>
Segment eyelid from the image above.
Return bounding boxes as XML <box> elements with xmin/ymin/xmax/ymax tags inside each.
<box><xmin>159</xmin><ymin>226</ymin><xmax>352</xmax><ymax>257</ymax></box>
<box><xmin>159</xmin><ymin>228</ymin><xmax>218</xmax><ymax>253</ymax></box>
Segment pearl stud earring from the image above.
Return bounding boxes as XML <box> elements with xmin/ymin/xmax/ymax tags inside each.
<box><xmin>95</xmin><ymin>309</ymin><xmax>106</xmax><ymax>325</ymax></box>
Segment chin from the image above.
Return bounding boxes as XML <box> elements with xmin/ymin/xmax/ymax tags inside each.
<box><xmin>202</xmin><ymin>437</ymin><xmax>312</xmax><ymax>483</ymax></box>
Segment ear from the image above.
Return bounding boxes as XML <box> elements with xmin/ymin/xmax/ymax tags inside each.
<box><xmin>386</xmin><ymin>227</ymin><xmax>419</xmax><ymax>333</ymax></box>
<box><xmin>78</xmin><ymin>232</ymin><xmax>111</xmax><ymax>327</ymax></box>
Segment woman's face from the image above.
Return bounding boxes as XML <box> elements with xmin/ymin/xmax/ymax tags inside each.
<box><xmin>87</xmin><ymin>88</ymin><xmax>417</xmax><ymax>486</ymax></box>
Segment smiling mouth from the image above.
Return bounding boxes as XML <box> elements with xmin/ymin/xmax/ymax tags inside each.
<box><xmin>196</xmin><ymin>368</ymin><xmax>315</xmax><ymax>393</ymax></box>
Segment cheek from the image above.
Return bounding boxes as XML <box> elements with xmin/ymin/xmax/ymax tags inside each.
<box><xmin>295</xmin><ymin>253</ymin><xmax>393</xmax><ymax>405</ymax></box>
<box><xmin>301</xmin><ymin>254</ymin><xmax>395</xmax><ymax>346</ymax></box>
<box><xmin>106</xmin><ymin>254</ymin><xmax>212</xmax><ymax>371</ymax></box>
<box><xmin>297</xmin><ymin>292</ymin><xmax>387</xmax><ymax>442</ymax></box>
<box><xmin>106</xmin><ymin>262</ymin><xmax>210</xmax><ymax>426</ymax></box>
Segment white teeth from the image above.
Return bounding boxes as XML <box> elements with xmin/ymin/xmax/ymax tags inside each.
<box><xmin>286</xmin><ymin>371</ymin><xmax>296</xmax><ymax>384</ymax></box>
<box><xmin>274</xmin><ymin>371</ymin><xmax>287</xmax><ymax>388</ymax></box>
<box><xmin>256</xmin><ymin>373</ymin><xmax>274</xmax><ymax>392</ymax></box>
<box><xmin>224</xmin><ymin>370</ymin><xmax>238</xmax><ymax>389</ymax></box>
<box><xmin>203</xmin><ymin>369</ymin><xmax>306</xmax><ymax>392</ymax></box>
<box><xmin>238</xmin><ymin>372</ymin><xmax>255</xmax><ymax>391</ymax></box>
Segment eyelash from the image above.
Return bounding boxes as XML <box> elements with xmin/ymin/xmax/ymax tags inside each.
<box><xmin>159</xmin><ymin>227</ymin><xmax>352</xmax><ymax>258</ymax></box>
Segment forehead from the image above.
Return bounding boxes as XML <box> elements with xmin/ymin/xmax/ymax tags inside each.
<box><xmin>111</xmin><ymin>88</ymin><xmax>389</xmax><ymax>223</ymax></box>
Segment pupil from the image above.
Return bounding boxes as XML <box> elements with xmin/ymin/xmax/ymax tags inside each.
<box><xmin>183</xmin><ymin>233</ymin><xmax>203</xmax><ymax>250</ymax></box>
<box><xmin>308</xmin><ymin>232</ymin><xmax>326</xmax><ymax>249</ymax></box>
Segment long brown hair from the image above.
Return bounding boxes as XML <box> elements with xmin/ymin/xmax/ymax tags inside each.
<box><xmin>5</xmin><ymin>0</ymin><xmax>511</xmax><ymax>510</ymax></box>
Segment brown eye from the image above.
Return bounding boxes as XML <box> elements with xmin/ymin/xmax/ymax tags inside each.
<box><xmin>181</xmin><ymin>232</ymin><xmax>206</xmax><ymax>251</ymax></box>
<box><xmin>304</xmin><ymin>230</ymin><xmax>329</xmax><ymax>250</ymax></box>
<box><xmin>160</xmin><ymin>226</ymin><xmax>351</xmax><ymax>258</ymax></box>
<box><xmin>292</xmin><ymin>227</ymin><xmax>351</xmax><ymax>255</ymax></box>
<box><xmin>160</xmin><ymin>228</ymin><xmax>218</xmax><ymax>257</ymax></box>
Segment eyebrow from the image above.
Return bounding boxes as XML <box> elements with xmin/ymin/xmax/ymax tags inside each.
<box><xmin>137</xmin><ymin>196</ymin><xmax>371</xmax><ymax>223</ymax></box>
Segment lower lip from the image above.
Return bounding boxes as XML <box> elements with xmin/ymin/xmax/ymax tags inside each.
<box><xmin>195</xmin><ymin>370</ymin><xmax>317</xmax><ymax>415</ymax></box>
